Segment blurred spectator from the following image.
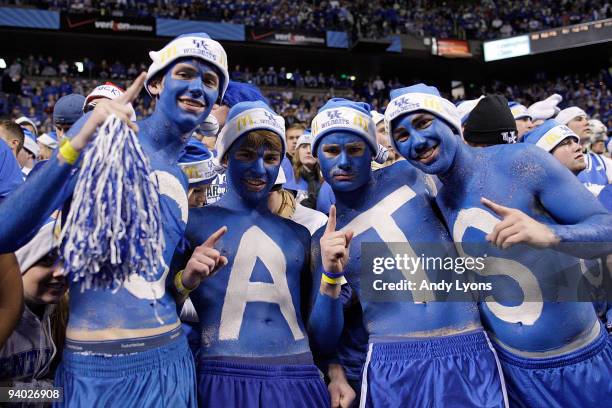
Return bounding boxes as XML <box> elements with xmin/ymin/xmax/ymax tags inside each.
<box><xmin>15</xmin><ymin>116</ymin><xmax>38</xmax><ymax>137</ymax></box>
<box><xmin>53</xmin><ymin>94</ymin><xmax>86</xmax><ymax>139</ymax></box>
<box><xmin>38</xmin><ymin>131</ymin><xmax>59</xmax><ymax>161</ymax></box>
<box><xmin>17</xmin><ymin>129</ymin><xmax>38</xmax><ymax>177</ymax></box>
<box><xmin>0</xmin><ymin>124</ymin><xmax>24</xmax><ymax>202</ymax></box>
<box><xmin>285</xmin><ymin>122</ymin><xmax>306</xmax><ymax>161</ymax></box>
<box><xmin>0</xmin><ymin>119</ymin><xmax>25</xmax><ymax>158</ymax></box>
<box><xmin>290</xmin><ymin>131</ymin><xmax>322</xmax><ymax>209</ymax></box>
<box><xmin>268</xmin><ymin>166</ymin><xmax>328</xmax><ymax>235</ymax></box>
<box><xmin>508</xmin><ymin>102</ymin><xmax>534</xmax><ymax>140</ymax></box>
<box><xmin>0</xmin><ymin>222</ymin><xmax>68</xmax><ymax>386</ymax></box>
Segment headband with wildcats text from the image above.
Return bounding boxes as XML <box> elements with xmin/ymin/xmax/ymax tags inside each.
<box><xmin>385</xmin><ymin>92</ymin><xmax>462</xmax><ymax>136</ymax></box>
<box><xmin>215</xmin><ymin>107</ymin><xmax>286</xmax><ymax>162</ymax></box>
<box><xmin>533</xmin><ymin>124</ymin><xmax>579</xmax><ymax>152</ymax></box>
<box><xmin>145</xmin><ymin>33</ymin><xmax>229</xmax><ymax>100</ymax></box>
<box><xmin>311</xmin><ymin>106</ymin><xmax>377</xmax><ymax>156</ymax></box>
<box><xmin>179</xmin><ymin>158</ymin><xmax>217</xmax><ymax>186</ymax></box>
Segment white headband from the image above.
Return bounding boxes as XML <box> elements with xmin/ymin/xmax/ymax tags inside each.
<box><xmin>146</xmin><ymin>35</ymin><xmax>229</xmax><ymax>100</ymax></box>
<box><xmin>385</xmin><ymin>92</ymin><xmax>462</xmax><ymax>136</ymax></box>
<box><xmin>536</xmin><ymin>124</ymin><xmax>579</xmax><ymax>152</ymax></box>
<box><xmin>311</xmin><ymin>106</ymin><xmax>377</xmax><ymax>155</ymax></box>
<box><xmin>179</xmin><ymin>158</ymin><xmax>217</xmax><ymax>185</ymax></box>
<box><xmin>215</xmin><ymin>108</ymin><xmax>286</xmax><ymax>162</ymax></box>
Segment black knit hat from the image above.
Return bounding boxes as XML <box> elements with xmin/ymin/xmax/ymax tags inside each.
<box><xmin>464</xmin><ymin>95</ymin><xmax>518</xmax><ymax>145</ymax></box>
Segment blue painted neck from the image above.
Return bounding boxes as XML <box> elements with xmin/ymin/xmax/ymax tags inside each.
<box><xmin>333</xmin><ymin>176</ymin><xmax>374</xmax><ymax>212</ymax></box>
<box><xmin>137</xmin><ymin>110</ymin><xmax>192</xmax><ymax>163</ymax></box>
<box><xmin>219</xmin><ymin>187</ymin><xmax>271</xmax><ymax>214</ymax></box>
<box><xmin>437</xmin><ymin>142</ymin><xmax>473</xmax><ymax>185</ymax></box>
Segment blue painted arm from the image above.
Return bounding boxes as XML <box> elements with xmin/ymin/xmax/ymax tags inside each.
<box><xmin>0</xmin><ymin>154</ymin><xmax>77</xmax><ymax>252</ymax></box>
<box><xmin>307</xmin><ymin>231</ymin><xmax>344</xmax><ymax>355</ymax></box>
<box><xmin>534</xmin><ymin>150</ymin><xmax>612</xmax><ymax>258</ymax></box>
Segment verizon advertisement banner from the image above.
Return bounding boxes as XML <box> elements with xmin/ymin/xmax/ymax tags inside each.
<box><xmin>61</xmin><ymin>13</ymin><xmax>155</xmax><ymax>36</ymax></box>
<box><xmin>247</xmin><ymin>28</ymin><xmax>325</xmax><ymax>47</ymax></box>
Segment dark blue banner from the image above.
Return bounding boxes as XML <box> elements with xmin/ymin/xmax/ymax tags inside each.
<box><xmin>0</xmin><ymin>7</ymin><xmax>59</xmax><ymax>30</ymax></box>
<box><xmin>157</xmin><ymin>18</ymin><xmax>244</xmax><ymax>41</ymax></box>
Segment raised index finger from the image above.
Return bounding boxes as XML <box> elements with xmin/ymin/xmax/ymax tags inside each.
<box><xmin>117</xmin><ymin>72</ymin><xmax>146</xmax><ymax>105</ymax></box>
<box><xmin>481</xmin><ymin>197</ymin><xmax>512</xmax><ymax>217</ymax></box>
<box><xmin>326</xmin><ymin>205</ymin><xmax>337</xmax><ymax>234</ymax></box>
<box><xmin>203</xmin><ymin>226</ymin><xmax>227</xmax><ymax>248</ymax></box>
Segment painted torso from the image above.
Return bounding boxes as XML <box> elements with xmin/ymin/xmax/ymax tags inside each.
<box><xmin>67</xmin><ymin>150</ymin><xmax>189</xmax><ymax>340</ymax></box>
<box><xmin>314</xmin><ymin>161</ymin><xmax>481</xmax><ymax>339</ymax></box>
<box><xmin>436</xmin><ymin>143</ymin><xmax>599</xmax><ymax>352</ymax></box>
<box><xmin>185</xmin><ymin>202</ymin><xmax>312</xmax><ymax>358</ymax></box>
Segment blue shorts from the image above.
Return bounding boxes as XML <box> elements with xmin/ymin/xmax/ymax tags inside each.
<box><xmin>494</xmin><ymin>325</ymin><xmax>612</xmax><ymax>408</ymax></box>
<box><xmin>197</xmin><ymin>358</ymin><xmax>330</xmax><ymax>408</ymax></box>
<box><xmin>360</xmin><ymin>330</ymin><xmax>508</xmax><ymax>408</ymax></box>
<box><xmin>54</xmin><ymin>333</ymin><xmax>196</xmax><ymax>407</ymax></box>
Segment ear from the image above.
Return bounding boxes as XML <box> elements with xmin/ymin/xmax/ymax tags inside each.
<box><xmin>147</xmin><ymin>77</ymin><xmax>164</xmax><ymax>97</ymax></box>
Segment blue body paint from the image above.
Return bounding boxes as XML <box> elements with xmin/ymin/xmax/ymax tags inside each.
<box><xmin>0</xmin><ymin>139</ymin><xmax>23</xmax><ymax>203</ymax></box>
<box><xmin>393</xmin><ymin>112</ymin><xmax>612</xmax><ymax>352</ymax></box>
<box><xmin>314</xmin><ymin>132</ymin><xmax>481</xmax><ymax>340</ymax></box>
<box><xmin>181</xmin><ymin>136</ymin><xmax>333</xmax><ymax>357</ymax></box>
<box><xmin>0</xmin><ymin>58</ymin><xmax>220</xmax><ymax>338</ymax></box>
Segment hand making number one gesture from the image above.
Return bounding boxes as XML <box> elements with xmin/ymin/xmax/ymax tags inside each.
<box><xmin>68</xmin><ymin>72</ymin><xmax>147</xmax><ymax>153</ymax></box>
<box><xmin>320</xmin><ymin>205</ymin><xmax>354</xmax><ymax>279</ymax></box>
<box><xmin>481</xmin><ymin>197</ymin><xmax>560</xmax><ymax>250</ymax></box>
<box><xmin>182</xmin><ymin>226</ymin><xmax>229</xmax><ymax>290</ymax></box>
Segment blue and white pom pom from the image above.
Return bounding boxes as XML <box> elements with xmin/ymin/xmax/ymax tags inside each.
<box><xmin>60</xmin><ymin>115</ymin><xmax>165</xmax><ymax>290</ymax></box>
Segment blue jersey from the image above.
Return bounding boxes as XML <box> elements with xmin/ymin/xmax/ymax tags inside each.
<box><xmin>435</xmin><ymin>143</ymin><xmax>607</xmax><ymax>352</ymax></box>
<box><xmin>312</xmin><ymin>160</ymin><xmax>481</xmax><ymax>339</ymax></box>
<box><xmin>183</xmin><ymin>203</ymin><xmax>314</xmax><ymax>358</ymax></box>
<box><xmin>578</xmin><ymin>152</ymin><xmax>609</xmax><ymax>197</ymax></box>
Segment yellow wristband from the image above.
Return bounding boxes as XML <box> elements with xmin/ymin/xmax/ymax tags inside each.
<box><xmin>59</xmin><ymin>139</ymin><xmax>80</xmax><ymax>165</ymax></box>
<box><xmin>174</xmin><ymin>269</ymin><xmax>194</xmax><ymax>298</ymax></box>
<box><xmin>322</xmin><ymin>274</ymin><xmax>343</xmax><ymax>285</ymax></box>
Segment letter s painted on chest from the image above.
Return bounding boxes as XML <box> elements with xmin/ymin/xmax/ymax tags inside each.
<box><xmin>453</xmin><ymin>208</ymin><xmax>542</xmax><ymax>325</ymax></box>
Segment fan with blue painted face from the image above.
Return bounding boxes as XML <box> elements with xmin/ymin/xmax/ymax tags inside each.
<box><xmin>178</xmin><ymin>100</ymin><xmax>344</xmax><ymax>407</ymax></box>
<box><xmin>309</xmin><ymin>97</ymin><xmax>507</xmax><ymax>408</ymax></box>
<box><xmin>387</xmin><ymin>83</ymin><xmax>612</xmax><ymax>408</ymax></box>
<box><xmin>0</xmin><ymin>32</ymin><xmax>230</xmax><ymax>408</ymax></box>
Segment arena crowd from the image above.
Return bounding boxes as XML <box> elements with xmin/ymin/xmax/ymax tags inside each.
<box><xmin>0</xmin><ymin>12</ymin><xmax>611</xmax><ymax>408</ymax></box>
<box><xmin>4</xmin><ymin>0</ymin><xmax>611</xmax><ymax>40</ymax></box>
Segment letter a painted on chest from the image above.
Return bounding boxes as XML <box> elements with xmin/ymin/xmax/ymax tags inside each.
<box><xmin>219</xmin><ymin>226</ymin><xmax>304</xmax><ymax>341</ymax></box>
